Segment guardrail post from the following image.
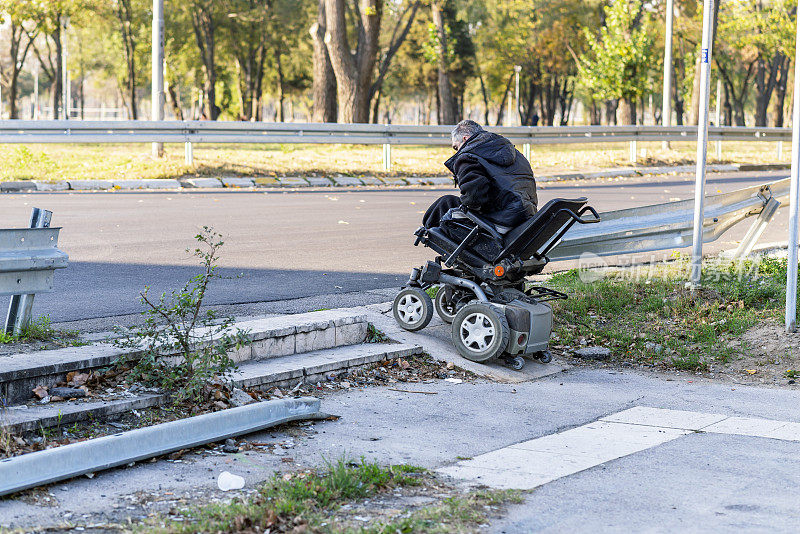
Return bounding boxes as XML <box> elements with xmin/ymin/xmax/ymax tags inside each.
<box><xmin>732</xmin><ymin>197</ymin><xmax>780</xmax><ymax>259</ymax></box>
<box><xmin>715</xmin><ymin>139</ymin><xmax>722</xmax><ymax>160</ymax></box>
<box><xmin>382</xmin><ymin>143</ymin><xmax>392</xmax><ymax>172</ymax></box>
<box><xmin>5</xmin><ymin>208</ymin><xmax>52</xmax><ymax>335</ymax></box>
<box><xmin>185</xmin><ymin>141</ymin><xmax>193</xmax><ymax>166</ymax></box>
<box><xmin>630</xmin><ymin>140</ymin><xmax>637</xmax><ymax>163</ymax></box>
<box><xmin>523</xmin><ymin>143</ymin><xmax>531</xmax><ymax>161</ymax></box>
<box><xmin>690</xmin><ymin>0</ymin><xmax>716</xmax><ymax>287</ymax></box>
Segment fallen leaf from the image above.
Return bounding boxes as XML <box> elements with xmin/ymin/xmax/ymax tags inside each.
<box><xmin>32</xmin><ymin>385</ymin><xmax>48</xmax><ymax>400</ymax></box>
<box><xmin>744</xmin><ymin>369</ymin><xmax>757</xmax><ymax>375</ymax></box>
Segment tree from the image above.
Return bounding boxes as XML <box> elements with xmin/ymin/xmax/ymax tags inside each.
<box><xmin>323</xmin><ymin>0</ymin><xmax>382</xmax><ymax>123</ymax></box>
<box><xmin>184</xmin><ymin>0</ymin><xmax>220</xmax><ymax>119</ymax></box>
<box><xmin>0</xmin><ymin>0</ymin><xmax>38</xmax><ymax>118</ymax></box>
<box><xmin>578</xmin><ymin>0</ymin><xmax>654</xmax><ymax>125</ymax></box>
<box><xmin>431</xmin><ymin>1</ymin><xmax>456</xmax><ymax>124</ymax></box>
<box><xmin>110</xmin><ymin>0</ymin><xmax>146</xmax><ymax>119</ymax></box>
<box><xmin>310</xmin><ymin>0</ymin><xmax>336</xmax><ymax>122</ymax></box>
<box><xmin>30</xmin><ymin>1</ymin><xmax>75</xmax><ymax>120</ymax></box>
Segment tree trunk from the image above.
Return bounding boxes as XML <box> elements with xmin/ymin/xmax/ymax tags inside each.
<box><xmin>477</xmin><ymin>69</ymin><xmax>490</xmax><ymax>124</ymax></box>
<box><xmin>605</xmin><ymin>99</ymin><xmax>618</xmax><ymax>125</ymax></box>
<box><xmin>310</xmin><ymin>0</ymin><xmax>337</xmax><ymax>122</ymax></box>
<box><xmin>620</xmin><ymin>98</ymin><xmax>637</xmax><ymax>125</ymax></box>
<box><xmin>687</xmin><ymin>0</ymin><xmax>720</xmax><ymax>125</ymax></box>
<box><xmin>323</xmin><ymin>0</ymin><xmax>382</xmax><ymax>123</ymax></box>
<box><xmin>190</xmin><ymin>2</ymin><xmax>219</xmax><ymax>120</ymax></box>
<box><xmin>275</xmin><ymin>47</ymin><xmax>285</xmax><ymax>122</ymax></box>
<box><xmin>54</xmin><ymin>27</ymin><xmax>63</xmax><ymax>120</ymax></box>
<box><xmin>589</xmin><ymin>100</ymin><xmax>601</xmax><ymax>125</ymax></box>
<box><xmin>494</xmin><ymin>74</ymin><xmax>513</xmax><ymax>126</ymax></box>
<box><xmin>754</xmin><ymin>53</ymin><xmax>782</xmax><ymax>127</ymax></box>
<box><xmin>114</xmin><ymin>0</ymin><xmax>138</xmax><ymax>120</ymax></box>
<box><xmin>431</xmin><ymin>2</ymin><xmax>456</xmax><ymax>125</ymax></box>
<box><xmin>772</xmin><ymin>54</ymin><xmax>790</xmax><ymax>127</ymax></box>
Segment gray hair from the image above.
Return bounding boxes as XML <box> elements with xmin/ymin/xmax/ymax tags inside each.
<box><xmin>451</xmin><ymin>120</ymin><xmax>483</xmax><ymax>147</ymax></box>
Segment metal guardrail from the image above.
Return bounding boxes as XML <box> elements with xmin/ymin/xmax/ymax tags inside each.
<box><xmin>1</xmin><ymin>209</ymin><xmax>68</xmax><ymax>334</ymax></box>
<box><xmin>550</xmin><ymin>177</ymin><xmax>789</xmax><ymax>261</ymax></box>
<box><xmin>0</xmin><ymin>120</ymin><xmax>789</xmax><ymax>168</ymax></box>
<box><xmin>0</xmin><ymin>120</ymin><xmax>792</xmax><ymax>145</ymax></box>
<box><xmin>0</xmin><ymin>397</ymin><xmax>321</xmax><ymax>497</ymax></box>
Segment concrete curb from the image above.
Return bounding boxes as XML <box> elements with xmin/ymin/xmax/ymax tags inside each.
<box><xmin>2</xmin><ymin>162</ymin><xmax>788</xmax><ymax>193</ymax></box>
<box><xmin>0</xmin><ymin>309</ymin><xmax>369</xmax><ymax>405</ymax></box>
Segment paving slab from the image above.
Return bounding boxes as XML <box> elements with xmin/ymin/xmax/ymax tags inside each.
<box><xmin>0</xmin><ymin>181</ymin><xmax>36</xmax><ymax>192</ymax></box>
<box><xmin>277</xmin><ymin>177</ymin><xmax>309</xmax><ymax>187</ymax></box>
<box><xmin>305</xmin><ymin>177</ymin><xmax>334</xmax><ymax>187</ymax></box>
<box><xmin>68</xmin><ymin>180</ymin><xmax>113</xmax><ymax>190</ymax></box>
<box><xmin>440</xmin><ymin>418</ymin><xmax>688</xmax><ymax>490</ymax></box>
<box><xmin>331</xmin><ymin>176</ymin><xmax>364</xmax><ymax>186</ymax></box>
<box><xmin>360</xmin><ymin>177</ymin><xmax>385</xmax><ymax>185</ymax></box>
<box><xmin>180</xmin><ymin>177</ymin><xmax>223</xmax><ymax>188</ymax></box>
<box><xmin>32</xmin><ymin>181</ymin><xmax>69</xmax><ymax>191</ymax></box>
<box><xmin>113</xmin><ymin>179</ymin><xmax>181</xmax><ymax>190</ymax></box>
<box><xmin>221</xmin><ymin>177</ymin><xmax>255</xmax><ymax>188</ymax></box>
<box><xmin>601</xmin><ymin>406</ymin><xmax>728</xmax><ymax>430</ymax></box>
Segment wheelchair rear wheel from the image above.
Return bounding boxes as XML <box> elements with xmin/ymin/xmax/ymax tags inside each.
<box><xmin>393</xmin><ymin>288</ymin><xmax>434</xmax><ymax>332</ymax></box>
<box><xmin>451</xmin><ymin>303</ymin><xmax>509</xmax><ymax>362</ymax></box>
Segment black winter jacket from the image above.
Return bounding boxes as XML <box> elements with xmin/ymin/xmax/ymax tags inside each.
<box><xmin>443</xmin><ymin>131</ymin><xmax>538</xmax><ymax>228</ymax></box>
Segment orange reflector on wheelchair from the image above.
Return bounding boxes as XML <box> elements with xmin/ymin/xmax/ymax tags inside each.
<box><xmin>494</xmin><ymin>265</ymin><xmax>505</xmax><ymax>277</ymax></box>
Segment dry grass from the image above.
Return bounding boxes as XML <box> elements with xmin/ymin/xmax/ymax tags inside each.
<box><xmin>0</xmin><ymin>140</ymin><xmax>788</xmax><ymax>183</ymax></box>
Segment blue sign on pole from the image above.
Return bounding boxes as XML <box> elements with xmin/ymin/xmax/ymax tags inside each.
<box><xmin>701</xmin><ymin>48</ymin><xmax>709</xmax><ymax>63</ymax></box>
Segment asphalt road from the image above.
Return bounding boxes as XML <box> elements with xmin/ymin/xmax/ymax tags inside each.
<box><xmin>0</xmin><ymin>170</ymin><xmax>791</xmax><ymax>323</ymax></box>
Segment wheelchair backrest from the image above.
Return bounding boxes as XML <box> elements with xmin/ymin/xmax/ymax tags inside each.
<box><xmin>497</xmin><ymin>197</ymin><xmax>588</xmax><ymax>261</ymax></box>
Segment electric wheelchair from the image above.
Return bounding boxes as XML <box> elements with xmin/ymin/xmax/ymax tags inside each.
<box><xmin>393</xmin><ymin>197</ymin><xmax>599</xmax><ymax>370</ymax></box>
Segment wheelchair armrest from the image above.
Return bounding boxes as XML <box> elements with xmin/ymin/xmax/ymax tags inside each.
<box><xmin>462</xmin><ymin>209</ymin><xmax>504</xmax><ymax>243</ymax></box>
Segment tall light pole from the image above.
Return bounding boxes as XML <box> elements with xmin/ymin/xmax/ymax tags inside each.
<box><xmin>61</xmin><ymin>16</ymin><xmax>69</xmax><ymax>120</ymax></box>
<box><xmin>784</xmin><ymin>0</ymin><xmax>800</xmax><ymax>331</ymax></box>
<box><xmin>662</xmin><ymin>0</ymin><xmax>674</xmax><ymax>149</ymax></box>
<box><xmin>689</xmin><ymin>0</ymin><xmax>716</xmax><ymax>287</ymax></box>
<box><xmin>152</xmin><ymin>0</ymin><xmax>165</xmax><ymax>157</ymax></box>
<box><xmin>514</xmin><ymin>65</ymin><xmax>522</xmax><ymax>126</ymax></box>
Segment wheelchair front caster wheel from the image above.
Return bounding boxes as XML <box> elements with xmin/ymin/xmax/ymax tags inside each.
<box><xmin>393</xmin><ymin>287</ymin><xmax>434</xmax><ymax>332</ymax></box>
<box><xmin>508</xmin><ymin>355</ymin><xmax>525</xmax><ymax>371</ymax></box>
<box><xmin>537</xmin><ymin>350</ymin><xmax>552</xmax><ymax>364</ymax></box>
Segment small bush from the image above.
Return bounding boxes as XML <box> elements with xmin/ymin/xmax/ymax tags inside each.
<box><xmin>114</xmin><ymin>227</ymin><xmax>249</xmax><ymax>403</ymax></box>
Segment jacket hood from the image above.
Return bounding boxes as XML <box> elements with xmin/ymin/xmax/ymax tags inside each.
<box><xmin>444</xmin><ymin>131</ymin><xmax>517</xmax><ymax>172</ymax></box>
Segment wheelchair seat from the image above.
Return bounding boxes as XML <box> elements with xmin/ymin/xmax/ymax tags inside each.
<box><xmin>416</xmin><ymin>197</ymin><xmax>599</xmax><ymax>281</ymax></box>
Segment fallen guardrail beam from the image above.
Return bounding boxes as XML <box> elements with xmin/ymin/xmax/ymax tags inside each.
<box><xmin>550</xmin><ymin>177</ymin><xmax>790</xmax><ymax>261</ymax></box>
<box><xmin>0</xmin><ymin>397</ymin><xmax>321</xmax><ymax>497</ymax></box>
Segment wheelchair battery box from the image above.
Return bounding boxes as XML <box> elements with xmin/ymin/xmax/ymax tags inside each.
<box><xmin>503</xmin><ymin>299</ymin><xmax>553</xmax><ymax>355</ymax></box>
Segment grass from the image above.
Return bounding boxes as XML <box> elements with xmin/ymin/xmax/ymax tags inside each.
<box><xmin>361</xmin><ymin>490</ymin><xmax>523</xmax><ymax>534</ymax></box>
<box><xmin>146</xmin><ymin>459</ymin><xmax>427</xmax><ymax>533</ymax></box>
<box><xmin>547</xmin><ymin>255</ymin><xmax>788</xmax><ymax>372</ymax></box>
<box><xmin>0</xmin><ymin>315</ymin><xmax>84</xmax><ymax>347</ymax></box>
<box><xmin>141</xmin><ymin>458</ymin><xmax>521</xmax><ymax>534</ymax></box>
<box><xmin>0</xmin><ymin>140</ymin><xmax>789</xmax><ymax>183</ymax></box>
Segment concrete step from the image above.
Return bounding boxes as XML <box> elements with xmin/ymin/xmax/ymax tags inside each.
<box><xmin>231</xmin><ymin>342</ymin><xmax>423</xmax><ymax>390</ymax></box>
<box><xmin>0</xmin><ymin>309</ymin><xmax>369</xmax><ymax>406</ymax></box>
<box><xmin>1</xmin><ymin>342</ymin><xmax>422</xmax><ymax>434</ymax></box>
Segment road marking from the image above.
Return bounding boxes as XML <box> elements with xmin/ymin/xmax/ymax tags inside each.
<box><xmin>439</xmin><ymin>407</ymin><xmax>800</xmax><ymax>489</ymax></box>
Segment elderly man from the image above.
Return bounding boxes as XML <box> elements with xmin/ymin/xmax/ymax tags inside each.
<box><xmin>422</xmin><ymin>120</ymin><xmax>538</xmax><ymax>231</ymax></box>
